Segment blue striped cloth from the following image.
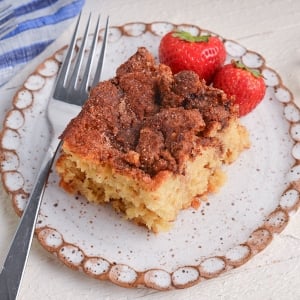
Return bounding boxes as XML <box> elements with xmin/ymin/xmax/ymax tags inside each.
<box><xmin>0</xmin><ymin>0</ymin><xmax>85</xmax><ymax>86</ymax></box>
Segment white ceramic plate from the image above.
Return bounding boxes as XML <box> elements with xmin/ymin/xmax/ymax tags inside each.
<box><xmin>1</xmin><ymin>22</ymin><xmax>300</xmax><ymax>290</ymax></box>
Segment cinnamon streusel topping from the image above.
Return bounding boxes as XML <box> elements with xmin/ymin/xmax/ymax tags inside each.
<box><xmin>61</xmin><ymin>47</ymin><xmax>237</xmax><ymax>176</ymax></box>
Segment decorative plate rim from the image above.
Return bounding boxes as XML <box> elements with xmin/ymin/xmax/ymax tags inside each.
<box><xmin>1</xmin><ymin>21</ymin><xmax>300</xmax><ymax>291</ymax></box>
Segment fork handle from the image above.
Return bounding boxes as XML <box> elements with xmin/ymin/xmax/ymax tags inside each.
<box><xmin>0</xmin><ymin>141</ymin><xmax>61</xmax><ymax>300</ymax></box>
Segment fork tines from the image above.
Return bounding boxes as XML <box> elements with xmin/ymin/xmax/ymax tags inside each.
<box><xmin>54</xmin><ymin>13</ymin><xmax>109</xmax><ymax>105</ymax></box>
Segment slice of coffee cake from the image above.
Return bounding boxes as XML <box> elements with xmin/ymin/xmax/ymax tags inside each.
<box><xmin>56</xmin><ymin>47</ymin><xmax>249</xmax><ymax>232</ymax></box>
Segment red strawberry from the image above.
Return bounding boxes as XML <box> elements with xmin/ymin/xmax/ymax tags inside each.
<box><xmin>159</xmin><ymin>31</ymin><xmax>226</xmax><ymax>84</ymax></box>
<box><xmin>213</xmin><ymin>60</ymin><xmax>266</xmax><ymax>116</ymax></box>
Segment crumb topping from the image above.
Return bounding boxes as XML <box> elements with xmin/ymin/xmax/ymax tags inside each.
<box><xmin>62</xmin><ymin>47</ymin><xmax>238</xmax><ymax>176</ymax></box>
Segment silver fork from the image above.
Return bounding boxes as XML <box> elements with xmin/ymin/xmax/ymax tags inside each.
<box><xmin>0</xmin><ymin>13</ymin><xmax>109</xmax><ymax>300</ymax></box>
<box><xmin>0</xmin><ymin>4</ymin><xmax>16</xmax><ymax>39</ymax></box>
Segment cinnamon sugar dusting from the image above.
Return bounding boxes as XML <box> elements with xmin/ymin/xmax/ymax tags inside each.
<box><xmin>61</xmin><ymin>47</ymin><xmax>238</xmax><ymax>177</ymax></box>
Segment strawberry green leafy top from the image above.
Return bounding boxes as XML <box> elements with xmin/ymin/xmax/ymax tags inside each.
<box><xmin>172</xmin><ymin>31</ymin><xmax>210</xmax><ymax>43</ymax></box>
<box><xmin>233</xmin><ymin>60</ymin><xmax>262</xmax><ymax>79</ymax></box>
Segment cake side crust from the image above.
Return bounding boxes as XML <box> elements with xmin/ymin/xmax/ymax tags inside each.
<box><xmin>56</xmin><ymin>118</ymin><xmax>249</xmax><ymax>232</ymax></box>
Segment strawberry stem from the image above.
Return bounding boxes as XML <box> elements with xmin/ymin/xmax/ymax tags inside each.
<box><xmin>232</xmin><ymin>60</ymin><xmax>262</xmax><ymax>78</ymax></box>
<box><xmin>173</xmin><ymin>31</ymin><xmax>210</xmax><ymax>43</ymax></box>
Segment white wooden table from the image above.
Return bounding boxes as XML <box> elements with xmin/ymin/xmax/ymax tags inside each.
<box><xmin>1</xmin><ymin>0</ymin><xmax>300</xmax><ymax>299</ymax></box>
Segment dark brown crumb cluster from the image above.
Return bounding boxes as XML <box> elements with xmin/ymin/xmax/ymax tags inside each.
<box><xmin>62</xmin><ymin>47</ymin><xmax>238</xmax><ymax>177</ymax></box>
